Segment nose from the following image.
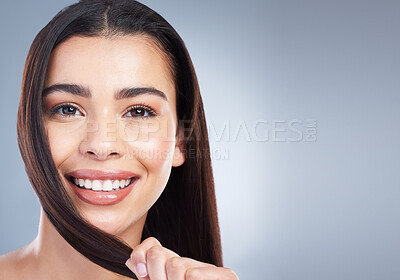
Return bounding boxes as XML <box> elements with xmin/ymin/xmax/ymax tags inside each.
<box><xmin>79</xmin><ymin>119</ymin><xmax>126</xmax><ymax>161</ymax></box>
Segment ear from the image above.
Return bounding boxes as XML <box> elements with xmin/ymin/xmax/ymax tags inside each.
<box><xmin>172</xmin><ymin>123</ymin><xmax>186</xmax><ymax>167</ymax></box>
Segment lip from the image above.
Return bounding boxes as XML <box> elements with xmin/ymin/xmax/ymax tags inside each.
<box><xmin>65</xmin><ymin>169</ymin><xmax>139</xmax><ymax>180</ymax></box>
<box><xmin>65</xmin><ymin>169</ymin><xmax>140</xmax><ymax>206</ymax></box>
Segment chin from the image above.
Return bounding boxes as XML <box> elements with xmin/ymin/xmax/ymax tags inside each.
<box><xmin>81</xmin><ymin>207</ymin><xmax>147</xmax><ymax>240</ymax></box>
<box><xmin>82</xmin><ymin>210</ymin><xmax>132</xmax><ymax>236</ymax></box>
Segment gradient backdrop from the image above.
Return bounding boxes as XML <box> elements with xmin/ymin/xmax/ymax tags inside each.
<box><xmin>1</xmin><ymin>0</ymin><xmax>399</xmax><ymax>279</ymax></box>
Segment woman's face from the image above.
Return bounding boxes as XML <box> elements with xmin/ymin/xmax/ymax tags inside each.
<box><xmin>42</xmin><ymin>35</ymin><xmax>185</xmax><ymax>241</ymax></box>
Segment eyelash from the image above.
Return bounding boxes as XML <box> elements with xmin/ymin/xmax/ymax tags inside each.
<box><xmin>49</xmin><ymin>103</ymin><xmax>82</xmax><ymax>118</ymax></box>
<box><xmin>48</xmin><ymin>103</ymin><xmax>157</xmax><ymax>119</ymax></box>
<box><xmin>124</xmin><ymin>103</ymin><xmax>157</xmax><ymax>118</ymax></box>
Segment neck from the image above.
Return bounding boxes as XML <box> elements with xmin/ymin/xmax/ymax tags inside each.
<box><xmin>26</xmin><ymin>207</ymin><xmax>145</xmax><ymax>280</ymax></box>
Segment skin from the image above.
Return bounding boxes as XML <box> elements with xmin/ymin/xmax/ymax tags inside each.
<box><xmin>0</xmin><ymin>36</ymin><xmax>238</xmax><ymax>280</ymax></box>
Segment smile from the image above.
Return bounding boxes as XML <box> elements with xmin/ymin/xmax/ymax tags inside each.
<box><xmin>64</xmin><ymin>169</ymin><xmax>140</xmax><ymax>206</ymax></box>
<box><xmin>69</xmin><ymin>176</ymin><xmax>134</xmax><ymax>191</ymax></box>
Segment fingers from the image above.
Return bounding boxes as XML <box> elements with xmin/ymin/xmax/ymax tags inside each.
<box><xmin>126</xmin><ymin>237</ymin><xmax>179</xmax><ymax>280</ymax></box>
<box><xmin>145</xmin><ymin>244</ymin><xmax>179</xmax><ymax>280</ymax></box>
<box><xmin>165</xmin><ymin>257</ymin><xmax>212</xmax><ymax>279</ymax></box>
<box><xmin>125</xmin><ymin>237</ymin><xmax>239</xmax><ymax>280</ymax></box>
<box><xmin>125</xmin><ymin>237</ymin><xmax>160</xmax><ymax>279</ymax></box>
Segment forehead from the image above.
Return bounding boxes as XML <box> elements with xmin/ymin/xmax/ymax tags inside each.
<box><xmin>44</xmin><ymin>35</ymin><xmax>175</xmax><ymax>101</ymax></box>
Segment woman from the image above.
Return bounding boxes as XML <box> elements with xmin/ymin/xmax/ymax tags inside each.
<box><xmin>0</xmin><ymin>0</ymin><xmax>238</xmax><ymax>279</ymax></box>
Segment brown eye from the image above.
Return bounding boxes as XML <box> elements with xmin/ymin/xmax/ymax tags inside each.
<box><xmin>123</xmin><ymin>105</ymin><xmax>156</xmax><ymax>118</ymax></box>
<box><xmin>49</xmin><ymin>104</ymin><xmax>83</xmax><ymax>118</ymax></box>
<box><xmin>62</xmin><ymin>106</ymin><xmax>77</xmax><ymax>115</ymax></box>
<box><xmin>131</xmin><ymin>107</ymin><xmax>146</xmax><ymax>117</ymax></box>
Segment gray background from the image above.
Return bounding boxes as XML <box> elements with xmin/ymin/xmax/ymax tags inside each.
<box><xmin>1</xmin><ymin>0</ymin><xmax>399</xmax><ymax>279</ymax></box>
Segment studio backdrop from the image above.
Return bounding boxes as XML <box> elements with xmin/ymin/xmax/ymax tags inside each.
<box><xmin>1</xmin><ymin>0</ymin><xmax>399</xmax><ymax>279</ymax></box>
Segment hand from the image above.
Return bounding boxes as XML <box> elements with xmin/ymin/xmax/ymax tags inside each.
<box><xmin>125</xmin><ymin>237</ymin><xmax>239</xmax><ymax>280</ymax></box>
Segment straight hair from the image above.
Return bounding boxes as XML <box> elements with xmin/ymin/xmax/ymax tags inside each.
<box><xmin>17</xmin><ymin>0</ymin><xmax>222</xmax><ymax>278</ymax></box>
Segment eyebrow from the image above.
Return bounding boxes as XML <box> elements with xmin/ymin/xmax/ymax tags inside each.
<box><xmin>42</xmin><ymin>83</ymin><xmax>168</xmax><ymax>101</ymax></box>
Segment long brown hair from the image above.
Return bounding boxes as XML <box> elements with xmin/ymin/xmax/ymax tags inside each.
<box><xmin>17</xmin><ymin>0</ymin><xmax>222</xmax><ymax>278</ymax></box>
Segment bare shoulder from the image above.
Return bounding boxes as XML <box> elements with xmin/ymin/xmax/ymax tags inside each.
<box><xmin>0</xmin><ymin>250</ymin><xmax>21</xmax><ymax>279</ymax></box>
<box><xmin>0</xmin><ymin>244</ymin><xmax>35</xmax><ymax>280</ymax></box>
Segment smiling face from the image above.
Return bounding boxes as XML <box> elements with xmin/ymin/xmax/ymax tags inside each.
<box><xmin>42</xmin><ymin>35</ymin><xmax>185</xmax><ymax>242</ymax></box>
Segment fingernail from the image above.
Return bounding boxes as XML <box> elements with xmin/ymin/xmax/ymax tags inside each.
<box><xmin>137</xmin><ymin>263</ymin><xmax>148</xmax><ymax>277</ymax></box>
<box><xmin>125</xmin><ymin>259</ymin><xmax>134</xmax><ymax>272</ymax></box>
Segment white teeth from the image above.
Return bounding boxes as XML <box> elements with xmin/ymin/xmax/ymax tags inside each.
<box><xmin>119</xmin><ymin>180</ymin><xmax>126</xmax><ymax>188</ymax></box>
<box><xmin>84</xmin><ymin>179</ymin><xmax>91</xmax><ymax>189</ymax></box>
<box><xmin>78</xmin><ymin>178</ymin><xmax>85</xmax><ymax>187</ymax></box>
<box><xmin>103</xmin><ymin>180</ymin><xmax>113</xmax><ymax>191</ymax></box>
<box><xmin>71</xmin><ymin>177</ymin><xmax>134</xmax><ymax>191</ymax></box>
<box><xmin>112</xmin><ymin>180</ymin><xmax>120</xmax><ymax>190</ymax></box>
<box><xmin>92</xmin><ymin>180</ymin><xmax>102</xmax><ymax>191</ymax></box>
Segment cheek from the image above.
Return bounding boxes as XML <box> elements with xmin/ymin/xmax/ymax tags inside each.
<box><xmin>122</xmin><ymin>118</ymin><xmax>176</xmax><ymax>181</ymax></box>
<box><xmin>123</xmin><ymin>118</ymin><xmax>176</xmax><ymax>162</ymax></box>
<box><xmin>45</xmin><ymin>122</ymin><xmax>82</xmax><ymax>166</ymax></box>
